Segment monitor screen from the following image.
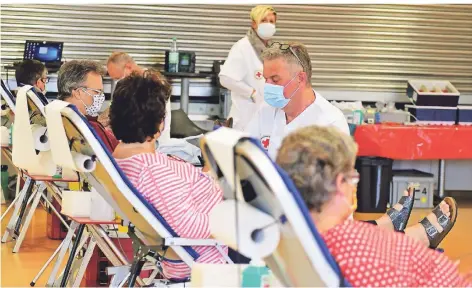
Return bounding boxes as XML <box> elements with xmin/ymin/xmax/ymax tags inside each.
<box><xmin>23</xmin><ymin>41</ymin><xmax>63</xmax><ymax>63</ymax></box>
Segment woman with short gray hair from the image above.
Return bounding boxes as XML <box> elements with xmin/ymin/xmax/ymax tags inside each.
<box><xmin>276</xmin><ymin>125</ymin><xmax>469</xmax><ymax>286</ymax></box>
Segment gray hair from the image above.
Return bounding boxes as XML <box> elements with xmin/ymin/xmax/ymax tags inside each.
<box><xmin>261</xmin><ymin>42</ymin><xmax>313</xmax><ymax>87</ymax></box>
<box><xmin>276</xmin><ymin>126</ymin><xmax>358</xmax><ymax>212</ymax></box>
<box><xmin>57</xmin><ymin>60</ymin><xmax>105</xmax><ymax>100</ymax></box>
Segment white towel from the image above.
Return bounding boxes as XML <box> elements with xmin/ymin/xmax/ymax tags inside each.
<box><xmin>157</xmin><ymin>138</ymin><xmax>202</xmax><ymax>165</ymax></box>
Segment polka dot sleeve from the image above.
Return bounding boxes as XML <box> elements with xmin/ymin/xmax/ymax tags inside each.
<box><xmin>323</xmin><ymin>220</ymin><xmax>470</xmax><ymax>287</ymax></box>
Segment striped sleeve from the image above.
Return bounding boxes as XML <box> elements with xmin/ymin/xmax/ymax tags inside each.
<box><xmin>185</xmin><ymin>164</ymin><xmax>223</xmax><ymax>214</ymax></box>
<box><xmin>118</xmin><ymin>155</ymin><xmax>229</xmax><ymax>280</ymax></box>
<box><xmin>135</xmin><ymin>160</ymin><xmax>222</xmax><ymax>239</ymax></box>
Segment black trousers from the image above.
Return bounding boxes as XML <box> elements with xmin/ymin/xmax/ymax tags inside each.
<box><xmin>365</xmin><ymin>220</ymin><xmax>405</xmax><ymax>234</ymax></box>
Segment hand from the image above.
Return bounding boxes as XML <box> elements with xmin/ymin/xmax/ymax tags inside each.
<box><xmin>250</xmin><ymin>89</ymin><xmax>256</xmax><ymax>103</ymax></box>
<box><xmin>202</xmin><ymin>164</ymin><xmax>211</xmax><ymax>173</ymax></box>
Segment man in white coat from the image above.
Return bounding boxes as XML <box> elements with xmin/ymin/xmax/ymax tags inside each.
<box><xmin>244</xmin><ymin>42</ymin><xmax>350</xmax><ymax>160</ymax></box>
<box><xmin>219</xmin><ymin>5</ymin><xmax>277</xmax><ymax>131</ymax></box>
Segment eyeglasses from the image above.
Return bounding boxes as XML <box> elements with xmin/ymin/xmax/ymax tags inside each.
<box><xmin>78</xmin><ymin>87</ymin><xmax>104</xmax><ymax>95</ymax></box>
<box><xmin>345</xmin><ymin>170</ymin><xmax>360</xmax><ymax>186</ymax></box>
<box><xmin>41</xmin><ymin>77</ymin><xmax>50</xmax><ymax>84</ymax></box>
<box><xmin>269</xmin><ymin>42</ymin><xmax>304</xmax><ymax>69</ymax></box>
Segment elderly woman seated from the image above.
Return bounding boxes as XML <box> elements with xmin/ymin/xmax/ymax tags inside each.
<box><xmin>109</xmin><ymin>72</ymin><xmax>228</xmax><ymax>280</ymax></box>
<box><xmin>276</xmin><ymin>125</ymin><xmax>471</xmax><ymax>287</ymax></box>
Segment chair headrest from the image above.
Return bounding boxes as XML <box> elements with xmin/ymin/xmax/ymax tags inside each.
<box><xmin>170</xmin><ymin>109</ymin><xmax>208</xmax><ymax>138</ymax></box>
<box><xmin>1</xmin><ymin>79</ymin><xmax>16</xmax><ymax>109</ymax></box>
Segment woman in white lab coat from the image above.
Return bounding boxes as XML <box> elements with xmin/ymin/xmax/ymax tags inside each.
<box><xmin>219</xmin><ymin>5</ymin><xmax>277</xmax><ymax>131</ymax></box>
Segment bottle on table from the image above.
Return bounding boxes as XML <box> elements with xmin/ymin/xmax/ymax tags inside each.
<box><xmin>242</xmin><ymin>259</ymin><xmax>272</xmax><ymax>287</ymax></box>
<box><xmin>169</xmin><ymin>37</ymin><xmax>179</xmax><ymax>73</ymax></box>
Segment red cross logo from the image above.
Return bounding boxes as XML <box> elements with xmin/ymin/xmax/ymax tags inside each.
<box><xmin>261</xmin><ymin>136</ymin><xmax>270</xmax><ymax>150</ymax></box>
<box><xmin>255</xmin><ymin>70</ymin><xmax>263</xmax><ymax>80</ymax></box>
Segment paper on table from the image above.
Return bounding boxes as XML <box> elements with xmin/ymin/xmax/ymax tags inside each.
<box><xmin>71</xmin><ymin>151</ymin><xmax>96</xmax><ymax>172</ymax></box>
<box><xmin>90</xmin><ymin>187</ymin><xmax>115</xmax><ymax>221</ymax></box>
<box><xmin>45</xmin><ymin>100</ymin><xmax>96</xmax><ymax>172</ymax></box>
<box><xmin>61</xmin><ymin>190</ymin><xmax>91</xmax><ymax>217</ymax></box>
<box><xmin>12</xmin><ymin>85</ymin><xmax>47</xmax><ymax>175</ymax></box>
<box><xmin>1</xmin><ymin>126</ymin><xmax>10</xmax><ymax>146</ymax></box>
<box><xmin>28</xmin><ymin>151</ymin><xmax>59</xmax><ymax>176</ymax></box>
<box><xmin>31</xmin><ymin>124</ymin><xmax>50</xmax><ymax>151</ymax></box>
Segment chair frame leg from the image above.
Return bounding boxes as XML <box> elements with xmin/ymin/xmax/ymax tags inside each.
<box><xmin>2</xmin><ymin>177</ymin><xmax>33</xmax><ymax>243</ymax></box>
<box><xmin>47</xmin><ymin>221</ymin><xmax>79</xmax><ymax>286</ymax></box>
<box><xmin>13</xmin><ymin>182</ymin><xmax>45</xmax><ymax>253</ymax></box>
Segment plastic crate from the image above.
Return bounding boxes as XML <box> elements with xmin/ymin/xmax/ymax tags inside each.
<box><xmin>406</xmin><ymin>105</ymin><xmax>457</xmax><ymax>125</ymax></box>
<box><xmin>458</xmin><ymin>106</ymin><xmax>472</xmax><ymax>125</ymax></box>
<box><xmin>378</xmin><ymin>111</ymin><xmax>410</xmax><ymax>124</ymax></box>
<box><xmin>407</xmin><ymin>80</ymin><xmax>460</xmax><ymax>107</ymax></box>
<box><xmin>390</xmin><ymin>170</ymin><xmax>435</xmax><ymax>209</ymax></box>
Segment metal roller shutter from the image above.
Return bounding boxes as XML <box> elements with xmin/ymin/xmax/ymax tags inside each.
<box><xmin>1</xmin><ymin>4</ymin><xmax>471</xmax><ymax>95</ymax></box>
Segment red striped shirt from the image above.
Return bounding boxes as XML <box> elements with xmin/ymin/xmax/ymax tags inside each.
<box><xmin>323</xmin><ymin>220</ymin><xmax>470</xmax><ymax>287</ymax></box>
<box><xmin>116</xmin><ymin>152</ymin><xmax>228</xmax><ymax>280</ymax></box>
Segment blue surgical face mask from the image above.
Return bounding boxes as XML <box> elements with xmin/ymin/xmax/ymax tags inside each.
<box><xmin>264</xmin><ymin>73</ymin><xmax>300</xmax><ymax>109</ymax></box>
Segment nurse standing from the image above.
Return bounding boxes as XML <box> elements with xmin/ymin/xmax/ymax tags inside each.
<box><xmin>219</xmin><ymin>5</ymin><xmax>277</xmax><ymax>131</ymax></box>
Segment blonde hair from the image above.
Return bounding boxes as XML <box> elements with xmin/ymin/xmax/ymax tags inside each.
<box><xmin>107</xmin><ymin>52</ymin><xmax>135</xmax><ymax>65</ymax></box>
<box><xmin>262</xmin><ymin>42</ymin><xmax>313</xmax><ymax>87</ymax></box>
<box><xmin>276</xmin><ymin>126</ymin><xmax>358</xmax><ymax>212</ymax></box>
<box><xmin>250</xmin><ymin>5</ymin><xmax>277</xmax><ymax>24</ymax></box>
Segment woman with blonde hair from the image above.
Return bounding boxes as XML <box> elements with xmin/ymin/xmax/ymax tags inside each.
<box><xmin>219</xmin><ymin>5</ymin><xmax>277</xmax><ymax>130</ymax></box>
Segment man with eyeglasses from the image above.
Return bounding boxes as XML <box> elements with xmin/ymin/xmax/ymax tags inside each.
<box><xmin>57</xmin><ymin>60</ymin><xmax>119</xmax><ymax>152</ymax></box>
<box><xmin>244</xmin><ymin>42</ymin><xmax>349</xmax><ymax>160</ymax></box>
<box><xmin>15</xmin><ymin>59</ymin><xmax>49</xmax><ymax>96</ymax></box>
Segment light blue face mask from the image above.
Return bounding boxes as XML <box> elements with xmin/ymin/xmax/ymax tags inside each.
<box><xmin>264</xmin><ymin>73</ymin><xmax>300</xmax><ymax>109</ymax></box>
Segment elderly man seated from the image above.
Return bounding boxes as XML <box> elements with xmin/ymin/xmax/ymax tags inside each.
<box><xmin>57</xmin><ymin>60</ymin><xmax>119</xmax><ymax>152</ymax></box>
<box><xmin>275</xmin><ymin>125</ymin><xmax>470</xmax><ymax>286</ymax></box>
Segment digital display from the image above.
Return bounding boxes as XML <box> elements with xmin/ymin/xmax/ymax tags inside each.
<box><xmin>23</xmin><ymin>41</ymin><xmax>63</xmax><ymax>63</ymax></box>
<box><xmin>180</xmin><ymin>54</ymin><xmax>190</xmax><ymax>66</ymax></box>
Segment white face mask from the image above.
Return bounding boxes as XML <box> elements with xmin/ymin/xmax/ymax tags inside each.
<box><xmin>79</xmin><ymin>88</ymin><xmax>105</xmax><ymax>117</ymax></box>
<box><xmin>257</xmin><ymin>23</ymin><xmax>276</xmax><ymax>40</ymax></box>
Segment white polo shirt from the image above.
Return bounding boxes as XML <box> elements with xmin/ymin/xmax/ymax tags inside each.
<box><xmin>244</xmin><ymin>90</ymin><xmax>350</xmax><ymax>159</ymax></box>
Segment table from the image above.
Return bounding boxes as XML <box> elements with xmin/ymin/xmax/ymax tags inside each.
<box><xmin>354</xmin><ymin>124</ymin><xmax>472</xmax><ymax>197</ymax></box>
<box><xmin>162</xmin><ymin>72</ymin><xmax>215</xmax><ymax>114</ymax></box>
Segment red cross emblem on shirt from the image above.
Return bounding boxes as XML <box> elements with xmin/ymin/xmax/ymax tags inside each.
<box><xmin>255</xmin><ymin>70</ymin><xmax>263</xmax><ymax>80</ymax></box>
<box><xmin>261</xmin><ymin>136</ymin><xmax>270</xmax><ymax>150</ymax></box>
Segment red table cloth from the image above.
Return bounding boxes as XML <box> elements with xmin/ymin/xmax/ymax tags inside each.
<box><xmin>354</xmin><ymin>124</ymin><xmax>472</xmax><ymax>160</ymax></box>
